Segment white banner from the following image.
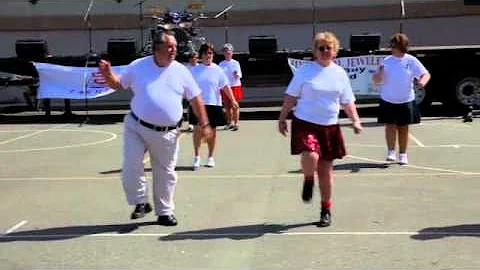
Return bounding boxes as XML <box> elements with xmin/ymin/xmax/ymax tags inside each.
<box><xmin>287</xmin><ymin>55</ymin><xmax>388</xmax><ymax>96</ymax></box>
<box><xmin>34</xmin><ymin>63</ymin><xmax>126</xmax><ymax>99</ymax></box>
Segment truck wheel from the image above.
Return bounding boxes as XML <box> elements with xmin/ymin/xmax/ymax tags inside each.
<box><xmin>415</xmin><ymin>86</ymin><xmax>433</xmax><ymax>112</ymax></box>
<box><xmin>455</xmin><ymin>77</ymin><xmax>480</xmax><ymax>106</ymax></box>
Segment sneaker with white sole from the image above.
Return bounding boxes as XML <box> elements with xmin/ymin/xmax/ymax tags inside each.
<box><xmin>206</xmin><ymin>157</ymin><xmax>215</xmax><ymax>167</ymax></box>
<box><xmin>386</xmin><ymin>149</ymin><xmax>397</xmax><ymax>161</ymax></box>
<box><xmin>398</xmin><ymin>153</ymin><xmax>408</xmax><ymax>165</ymax></box>
<box><xmin>193</xmin><ymin>156</ymin><xmax>201</xmax><ymax>170</ymax></box>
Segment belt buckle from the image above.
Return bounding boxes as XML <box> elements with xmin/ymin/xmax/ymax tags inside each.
<box><xmin>154</xmin><ymin>125</ymin><xmax>167</xmax><ymax>132</ymax></box>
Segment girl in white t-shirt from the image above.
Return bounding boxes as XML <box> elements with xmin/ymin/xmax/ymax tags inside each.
<box><xmin>278</xmin><ymin>32</ymin><xmax>362</xmax><ymax>227</ymax></box>
<box><xmin>219</xmin><ymin>43</ymin><xmax>243</xmax><ymax>131</ymax></box>
<box><xmin>373</xmin><ymin>33</ymin><xmax>431</xmax><ymax>165</ymax></box>
<box><xmin>189</xmin><ymin>43</ymin><xmax>239</xmax><ymax>170</ymax></box>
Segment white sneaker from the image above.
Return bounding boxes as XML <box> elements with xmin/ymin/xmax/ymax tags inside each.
<box><xmin>206</xmin><ymin>157</ymin><xmax>215</xmax><ymax>167</ymax></box>
<box><xmin>193</xmin><ymin>156</ymin><xmax>201</xmax><ymax>170</ymax></box>
<box><xmin>187</xmin><ymin>124</ymin><xmax>194</xmax><ymax>132</ymax></box>
<box><xmin>398</xmin><ymin>153</ymin><xmax>408</xmax><ymax>165</ymax></box>
<box><xmin>386</xmin><ymin>149</ymin><xmax>397</xmax><ymax>161</ymax></box>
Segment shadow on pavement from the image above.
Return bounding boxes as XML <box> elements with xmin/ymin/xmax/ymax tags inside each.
<box><xmin>0</xmin><ymin>221</ymin><xmax>157</xmax><ymax>242</ymax></box>
<box><xmin>411</xmin><ymin>224</ymin><xmax>480</xmax><ymax>241</ymax></box>
<box><xmin>159</xmin><ymin>222</ymin><xmax>314</xmax><ymax>241</ymax></box>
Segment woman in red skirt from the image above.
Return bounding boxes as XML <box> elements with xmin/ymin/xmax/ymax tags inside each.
<box><xmin>278</xmin><ymin>32</ymin><xmax>362</xmax><ymax>227</ymax></box>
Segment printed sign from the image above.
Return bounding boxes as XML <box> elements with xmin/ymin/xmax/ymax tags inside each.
<box><xmin>34</xmin><ymin>63</ymin><xmax>126</xmax><ymax>99</ymax></box>
<box><xmin>287</xmin><ymin>55</ymin><xmax>388</xmax><ymax>95</ymax></box>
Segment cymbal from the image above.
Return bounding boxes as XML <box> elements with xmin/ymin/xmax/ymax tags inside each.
<box><xmin>179</xmin><ymin>22</ymin><xmax>192</xmax><ymax>28</ymax></box>
<box><xmin>157</xmin><ymin>23</ymin><xmax>177</xmax><ymax>30</ymax></box>
<box><xmin>149</xmin><ymin>7</ymin><xmax>165</xmax><ymax>15</ymax></box>
<box><xmin>187</xmin><ymin>2</ymin><xmax>205</xmax><ymax>10</ymax></box>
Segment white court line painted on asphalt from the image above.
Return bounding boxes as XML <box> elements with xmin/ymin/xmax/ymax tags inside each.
<box><xmin>408</xmin><ymin>132</ymin><xmax>425</xmax><ymax>147</ymax></box>
<box><xmin>0</xmin><ymin>124</ymin><xmax>69</xmax><ymax>145</ymax></box>
<box><xmin>0</xmin><ymin>129</ymin><xmax>117</xmax><ymax>153</ymax></box>
<box><xmin>349</xmin><ymin>143</ymin><xmax>480</xmax><ymax>148</ymax></box>
<box><xmin>347</xmin><ymin>154</ymin><xmax>477</xmax><ymax>175</ymax></box>
<box><xmin>3</xmin><ymin>220</ymin><xmax>28</xmax><ymax>235</ymax></box>
<box><xmin>1</xmin><ymin>231</ymin><xmax>479</xmax><ymax>238</ymax></box>
<box><xmin>0</xmin><ymin>171</ymin><xmax>479</xmax><ymax>182</ymax></box>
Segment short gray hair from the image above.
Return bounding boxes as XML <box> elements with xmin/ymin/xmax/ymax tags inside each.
<box><xmin>152</xmin><ymin>30</ymin><xmax>175</xmax><ymax>50</ymax></box>
<box><xmin>223</xmin><ymin>43</ymin><xmax>234</xmax><ymax>51</ymax></box>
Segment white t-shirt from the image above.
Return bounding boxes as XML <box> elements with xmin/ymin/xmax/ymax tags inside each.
<box><xmin>186</xmin><ymin>63</ymin><xmax>198</xmax><ymax>73</ymax></box>
<box><xmin>120</xmin><ymin>56</ymin><xmax>201</xmax><ymax>126</ymax></box>
<box><xmin>218</xmin><ymin>59</ymin><xmax>242</xmax><ymax>86</ymax></box>
<box><xmin>380</xmin><ymin>53</ymin><xmax>428</xmax><ymax>104</ymax></box>
<box><xmin>190</xmin><ymin>63</ymin><xmax>229</xmax><ymax>106</ymax></box>
<box><xmin>285</xmin><ymin>61</ymin><xmax>355</xmax><ymax>125</ymax></box>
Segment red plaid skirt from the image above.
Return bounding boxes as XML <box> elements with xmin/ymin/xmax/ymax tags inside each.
<box><xmin>291</xmin><ymin>115</ymin><xmax>346</xmax><ymax>160</ymax></box>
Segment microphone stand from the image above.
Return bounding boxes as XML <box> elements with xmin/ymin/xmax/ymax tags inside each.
<box><xmin>81</xmin><ymin>0</ymin><xmax>96</xmax><ymax>125</ymax></box>
<box><xmin>213</xmin><ymin>5</ymin><xmax>233</xmax><ymax>44</ymax></box>
<box><xmin>134</xmin><ymin>0</ymin><xmax>148</xmax><ymax>53</ymax></box>
<box><xmin>399</xmin><ymin>0</ymin><xmax>405</xmax><ymax>33</ymax></box>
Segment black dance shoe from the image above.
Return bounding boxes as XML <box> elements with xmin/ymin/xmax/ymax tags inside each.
<box><xmin>130</xmin><ymin>203</ymin><xmax>153</xmax><ymax>219</ymax></box>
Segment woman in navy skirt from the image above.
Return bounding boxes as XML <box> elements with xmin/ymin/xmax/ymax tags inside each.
<box><xmin>373</xmin><ymin>33</ymin><xmax>431</xmax><ymax>165</ymax></box>
<box><xmin>278</xmin><ymin>32</ymin><xmax>362</xmax><ymax>227</ymax></box>
<box><xmin>189</xmin><ymin>43</ymin><xmax>238</xmax><ymax>170</ymax></box>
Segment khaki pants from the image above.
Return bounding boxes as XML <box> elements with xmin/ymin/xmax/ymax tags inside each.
<box><xmin>122</xmin><ymin>114</ymin><xmax>180</xmax><ymax>216</ymax></box>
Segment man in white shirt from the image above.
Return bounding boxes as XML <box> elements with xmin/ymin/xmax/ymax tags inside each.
<box><xmin>219</xmin><ymin>43</ymin><xmax>243</xmax><ymax>131</ymax></box>
<box><xmin>98</xmin><ymin>31</ymin><xmax>211</xmax><ymax>226</ymax></box>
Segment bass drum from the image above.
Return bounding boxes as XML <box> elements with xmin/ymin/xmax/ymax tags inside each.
<box><xmin>172</xmin><ymin>28</ymin><xmax>191</xmax><ymax>55</ymax></box>
<box><xmin>192</xmin><ymin>36</ymin><xmax>206</xmax><ymax>51</ymax></box>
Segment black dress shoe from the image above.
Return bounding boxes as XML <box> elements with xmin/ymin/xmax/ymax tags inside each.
<box><xmin>301</xmin><ymin>180</ymin><xmax>314</xmax><ymax>203</ymax></box>
<box><xmin>157</xmin><ymin>215</ymin><xmax>178</xmax><ymax>226</ymax></box>
<box><xmin>130</xmin><ymin>203</ymin><xmax>153</xmax><ymax>219</ymax></box>
<box><xmin>318</xmin><ymin>208</ymin><xmax>331</xmax><ymax>227</ymax></box>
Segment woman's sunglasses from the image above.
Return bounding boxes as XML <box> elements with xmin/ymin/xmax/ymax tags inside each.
<box><xmin>317</xmin><ymin>46</ymin><xmax>332</xmax><ymax>52</ymax></box>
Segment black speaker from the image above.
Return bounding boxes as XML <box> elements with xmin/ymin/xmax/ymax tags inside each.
<box><xmin>350</xmin><ymin>33</ymin><xmax>381</xmax><ymax>52</ymax></box>
<box><xmin>107</xmin><ymin>38</ymin><xmax>137</xmax><ymax>57</ymax></box>
<box><xmin>248</xmin><ymin>35</ymin><xmax>277</xmax><ymax>56</ymax></box>
<box><xmin>464</xmin><ymin>0</ymin><xmax>480</xmax><ymax>5</ymax></box>
<box><xmin>15</xmin><ymin>39</ymin><xmax>48</xmax><ymax>59</ymax></box>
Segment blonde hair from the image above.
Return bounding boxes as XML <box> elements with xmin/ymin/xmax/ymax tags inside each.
<box><xmin>313</xmin><ymin>32</ymin><xmax>340</xmax><ymax>53</ymax></box>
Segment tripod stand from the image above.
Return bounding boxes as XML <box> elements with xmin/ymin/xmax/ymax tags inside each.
<box><xmin>81</xmin><ymin>0</ymin><xmax>98</xmax><ymax>125</ymax></box>
<box><xmin>134</xmin><ymin>0</ymin><xmax>148</xmax><ymax>53</ymax></box>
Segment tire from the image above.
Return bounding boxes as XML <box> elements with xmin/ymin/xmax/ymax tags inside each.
<box><xmin>454</xmin><ymin>77</ymin><xmax>480</xmax><ymax>106</ymax></box>
<box><xmin>415</xmin><ymin>85</ymin><xmax>433</xmax><ymax>112</ymax></box>
<box><xmin>442</xmin><ymin>76</ymin><xmax>480</xmax><ymax>115</ymax></box>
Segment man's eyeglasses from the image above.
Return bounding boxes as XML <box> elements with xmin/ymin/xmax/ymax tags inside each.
<box><xmin>317</xmin><ymin>46</ymin><xmax>332</xmax><ymax>52</ymax></box>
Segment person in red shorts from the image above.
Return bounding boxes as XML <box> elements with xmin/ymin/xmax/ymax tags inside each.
<box><xmin>278</xmin><ymin>32</ymin><xmax>362</xmax><ymax>227</ymax></box>
<box><xmin>219</xmin><ymin>43</ymin><xmax>243</xmax><ymax>131</ymax></box>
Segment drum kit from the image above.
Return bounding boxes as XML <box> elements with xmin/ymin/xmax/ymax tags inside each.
<box><xmin>143</xmin><ymin>2</ymin><xmax>233</xmax><ymax>57</ymax></box>
<box><xmin>143</xmin><ymin>2</ymin><xmax>210</xmax><ymax>56</ymax></box>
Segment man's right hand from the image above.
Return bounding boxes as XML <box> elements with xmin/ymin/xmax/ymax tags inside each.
<box><xmin>98</xmin><ymin>59</ymin><xmax>112</xmax><ymax>78</ymax></box>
